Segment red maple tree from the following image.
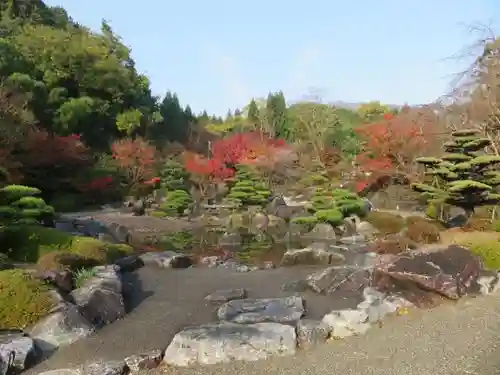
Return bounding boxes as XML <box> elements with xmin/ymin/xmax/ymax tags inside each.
<box><xmin>111</xmin><ymin>137</ymin><xmax>157</xmax><ymax>196</ymax></box>
<box><xmin>353</xmin><ymin>112</ymin><xmax>430</xmax><ymax>193</ymax></box>
<box><xmin>18</xmin><ymin>130</ymin><xmax>92</xmax><ymax>195</ymax></box>
<box><xmin>184</xmin><ymin>131</ymin><xmax>287</xmax><ymax>196</ymax></box>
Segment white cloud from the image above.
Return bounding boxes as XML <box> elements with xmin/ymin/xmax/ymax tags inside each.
<box><xmin>201</xmin><ymin>44</ymin><xmax>250</xmax><ymax>107</ymax></box>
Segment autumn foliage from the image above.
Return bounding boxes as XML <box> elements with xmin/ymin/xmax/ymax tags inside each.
<box><xmin>184</xmin><ymin>131</ymin><xmax>287</xmax><ymax>194</ymax></box>
<box><xmin>111</xmin><ymin>137</ymin><xmax>157</xmax><ymax>195</ymax></box>
<box><xmin>15</xmin><ymin>130</ymin><xmax>92</xmax><ymax>196</ymax></box>
<box><xmin>354</xmin><ymin>111</ymin><xmax>431</xmax><ymax>193</ymax></box>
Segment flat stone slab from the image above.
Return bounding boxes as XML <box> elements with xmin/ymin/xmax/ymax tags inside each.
<box><xmin>163</xmin><ymin>322</ymin><xmax>297</xmax><ymax>366</ymax></box>
<box><xmin>217</xmin><ymin>296</ymin><xmax>305</xmax><ymax>324</ymax></box>
<box><xmin>204</xmin><ymin>288</ymin><xmax>247</xmax><ymax>303</ymax></box>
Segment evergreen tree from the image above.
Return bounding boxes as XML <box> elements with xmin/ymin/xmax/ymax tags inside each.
<box><xmin>247</xmin><ymin>98</ymin><xmax>260</xmax><ymax>126</ymax></box>
<box><xmin>266</xmin><ymin>91</ymin><xmax>290</xmax><ymax>139</ymax></box>
<box><xmin>412</xmin><ymin>129</ymin><xmax>500</xmax><ymax>219</ymax></box>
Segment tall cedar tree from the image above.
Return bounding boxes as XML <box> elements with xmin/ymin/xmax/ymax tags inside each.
<box><xmin>247</xmin><ymin>99</ymin><xmax>260</xmax><ymax>126</ymax></box>
<box><xmin>266</xmin><ymin>91</ymin><xmax>289</xmax><ymax>140</ymax></box>
<box><xmin>412</xmin><ymin>129</ymin><xmax>500</xmax><ymax>218</ymax></box>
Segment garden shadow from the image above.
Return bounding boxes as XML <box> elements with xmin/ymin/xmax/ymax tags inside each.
<box><xmin>120</xmin><ymin>270</ymin><xmax>154</xmax><ymax>313</ymax></box>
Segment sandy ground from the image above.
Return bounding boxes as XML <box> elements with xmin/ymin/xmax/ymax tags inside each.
<box><xmin>153</xmin><ymin>294</ymin><xmax>500</xmax><ymax>375</ymax></box>
<box><xmin>28</xmin><ymin>265</ymin><xmax>342</xmax><ymax>374</ymax></box>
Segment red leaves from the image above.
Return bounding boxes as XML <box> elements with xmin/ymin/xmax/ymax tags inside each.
<box><xmin>84</xmin><ymin>176</ymin><xmax>113</xmax><ymax>191</ymax></box>
<box><xmin>111</xmin><ymin>137</ymin><xmax>156</xmax><ymax>189</ymax></box>
<box><xmin>22</xmin><ymin>130</ymin><xmax>90</xmax><ymax>169</ymax></box>
<box><xmin>353</xmin><ymin>111</ymin><xmax>430</xmax><ymax>192</ymax></box>
<box><xmin>184</xmin><ymin>152</ymin><xmax>234</xmax><ymax>182</ymax></box>
<box><xmin>184</xmin><ymin>131</ymin><xmax>287</xmax><ymax>182</ymax></box>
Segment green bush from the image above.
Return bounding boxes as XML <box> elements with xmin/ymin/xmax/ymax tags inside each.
<box><xmin>158</xmin><ymin>189</ymin><xmax>193</xmax><ymax>217</ymax></box>
<box><xmin>74</xmin><ymin>267</ymin><xmax>98</xmax><ymax>288</ymax></box>
<box><xmin>454</xmin><ymin>235</ymin><xmax>500</xmax><ymax>269</ymax></box>
<box><xmin>0</xmin><ymin>184</ymin><xmax>55</xmax><ymax>225</ymax></box>
<box><xmin>493</xmin><ymin>220</ymin><xmax>500</xmax><ymax>232</ymax></box>
<box><xmin>36</xmin><ymin>251</ymin><xmax>96</xmax><ymax>271</ymax></box>
<box><xmin>150</xmin><ymin>210</ymin><xmax>168</xmax><ymax>218</ymax></box>
<box><xmin>158</xmin><ymin>231</ymin><xmax>194</xmax><ymax>251</ymax></box>
<box><xmin>295</xmin><ymin>188</ymin><xmax>366</xmax><ymax>227</ymax></box>
<box><xmin>159</xmin><ymin>160</ymin><xmax>189</xmax><ymax>191</ymax></box>
<box><xmin>227</xmin><ymin>165</ymin><xmax>271</xmax><ymax>207</ymax></box>
<box><xmin>2</xmin><ymin>226</ymin><xmax>133</xmax><ymax>264</ymax></box>
<box><xmin>0</xmin><ymin>269</ymin><xmax>56</xmax><ymax>329</ymax></box>
<box><xmin>365</xmin><ymin>211</ymin><xmax>405</xmax><ymax>234</ymax></box>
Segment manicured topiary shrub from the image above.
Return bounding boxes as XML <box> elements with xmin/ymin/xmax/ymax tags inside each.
<box><xmin>227</xmin><ymin>165</ymin><xmax>271</xmax><ymax>207</ymax></box>
<box><xmin>0</xmin><ymin>269</ymin><xmax>56</xmax><ymax>329</ymax></box>
<box><xmin>293</xmin><ymin>188</ymin><xmax>366</xmax><ymax>227</ymax></box>
<box><xmin>159</xmin><ymin>160</ymin><xmax>189</xmax><ymax>191</ymax></box>
<box><xmin>413</xmin><ymin>129</ymin><xmax>500</xmax><ymax>221</ymax></box>
<box><xmin>365</xmin><ymin>211</ymin><xmax>405</xmax><ymax>234</ymax></box>
<box><xmin>0</xmin><ymin>184</ymin><xmax>55</xmax><ymax>226</ymax></box>
<box><xmin>156</xmin><ymin>189</ymin><xmax>193</xmax><ymax>217</ymax></box>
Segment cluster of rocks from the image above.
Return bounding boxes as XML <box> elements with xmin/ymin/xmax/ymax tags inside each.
<box><xmin>0</xmin><ymin>262</ymin><xmax>140</xmax><ymax>375</ymax></box>
<box><xmin>160</xmin><ymin>244</ymin><xmax>500</xmax><ymax>367</ymax></box>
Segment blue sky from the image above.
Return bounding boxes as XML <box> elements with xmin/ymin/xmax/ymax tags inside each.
<box><xmin>45</xmin><ymin>0</ymin><xmax>499</xmax><ymax>116</ymax></box>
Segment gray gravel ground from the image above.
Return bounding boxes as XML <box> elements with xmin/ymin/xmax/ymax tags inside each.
<box><xmin>26</xmin><ymin>264</ymin><xmax>500</xmax><ymax>375</ymax></box>
<box><xmin>27</xmin><ymin>266</ymin><xmax>339</xmax><ymax>374</ymax></box>
<box><xmin>153</xmin><ymin>294</ymin><xmax>500</xmax><ymax>375</ymax></box>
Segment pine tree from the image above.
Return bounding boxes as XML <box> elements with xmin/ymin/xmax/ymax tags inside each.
<box><xmin>247</xmin><ymin>99</ymin><xmax>260</xmax><ymax>126</ymax></box>
<box><xmin>266</xmin><ymin>91</ymin><xmax>289</xmax><ymax>139</ymax></box>
<box><xmin>412</xmin><ymin>129</ymin><xmax>500</xmax><ymax>219</ymax></box>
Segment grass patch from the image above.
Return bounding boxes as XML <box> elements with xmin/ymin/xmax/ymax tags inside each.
<box><xmin>0</xmin><ymin>269</ymin><xmax>56</xmax><ymax>329</ymax></box>
<box><xmin>365</xmin><ymin>211</ymin><xmax>405</xmax><ymax>235</ymax></box>
<box><xmin>1</xmin><ymin>225</ymin><xmax>133</xmax><ymax>268</ymax></box>
<box><xmin>74</xmin><ymin>267</ymin><xmax>98</xmax><ymax>288</ymax></box>
<box><xmin>440</xmin><ymin>230</ymin><xmax>500</xmax><ymax>269</ymax></box>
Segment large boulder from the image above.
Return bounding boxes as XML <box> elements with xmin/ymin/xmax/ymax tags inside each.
<box><xmin>374</xmin><ymin>245</ymin><xmax>483</xmax><ymax>300</ymax></box>
<box><xmin>139</xmin><ymin>251</ymin><xmax>192</xmax><ymax>269</ymax></box>
<box><xmin>29</xmin><ymin>303</ymin><xmax>94</xmax><ymax>353</ymax></box>
<box><xmin>280</xmin><ymin>242</ymin><xmax>345</xmax><ymax>266</ymax></box>
<box><xmin>303</xmin><ymin>223</ymin><xmax>337</xmax><ymax>242</ymax></box>
<box><xmin>70</xmin><ymin>265</ymin><xmax>125</xmax><ymax>327</ymax></box>
<box><xmin>163</xmin><ymin>322</ymin><xmax>296</xmax><ymax>366</ymax></box>
<box><xmin>0</xmin><ymin>331</ymin><xmax>38</xmax><ymax>372</ymax></box>
<box><xmin>217</xmin><ymin>296</ymin><xmax>305</xmax><ymax>324</ymax></box>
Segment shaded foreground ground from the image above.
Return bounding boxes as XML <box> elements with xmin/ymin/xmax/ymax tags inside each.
<box><xmin>154</xmin><ymin>294</ymin><xmax>500</xmax><ymax>375</ymax></box>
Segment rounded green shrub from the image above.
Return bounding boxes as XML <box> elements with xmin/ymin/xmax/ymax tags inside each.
<box><xmin>227</xmin><ymin>165</ymin><xmax>271</xmax><ymax>207</ymax></box>
<box><xmin>159</xmin><ymin>160</ymin><xmax>189</xmax><ymax>191</ymax></box>
<box><xmin>0</xmin><ymin>269</ymin><xmax>56</xmax><ymax>329</ymax></box>
<box><xmin>0</xmin><ymin>184</ymin><xmax>55</xmax><ymax>225</ymax></box>
<box><xmin>159</xmin><ymin>189</ymin><xmax>193</xmax><ymax>217</ymax></box>
<box><xmin>296</xmin><ymin>188</ymin><xmax>366</xmax><ymax>228</ymax></box>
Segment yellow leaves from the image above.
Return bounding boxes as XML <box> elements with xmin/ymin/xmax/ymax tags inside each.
<box><xmin>396</xmin><ymin>307</ymin><xmax>409</xmax><ymax>316</ymax></box>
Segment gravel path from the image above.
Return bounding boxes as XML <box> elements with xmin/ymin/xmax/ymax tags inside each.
<box><xmin>28</xmin><ymin>266</ymin><xmax>341</xmax><ymax>374</ymax></box>
<box><xmin>155</xmin><ymin>294</ymin><xmax>500</xmax><ymax>375</ymax></box>
<box><xmin>29</xmin><ymin>266</ymin><xmax>500</xmax><ymax>375</ymax></box>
